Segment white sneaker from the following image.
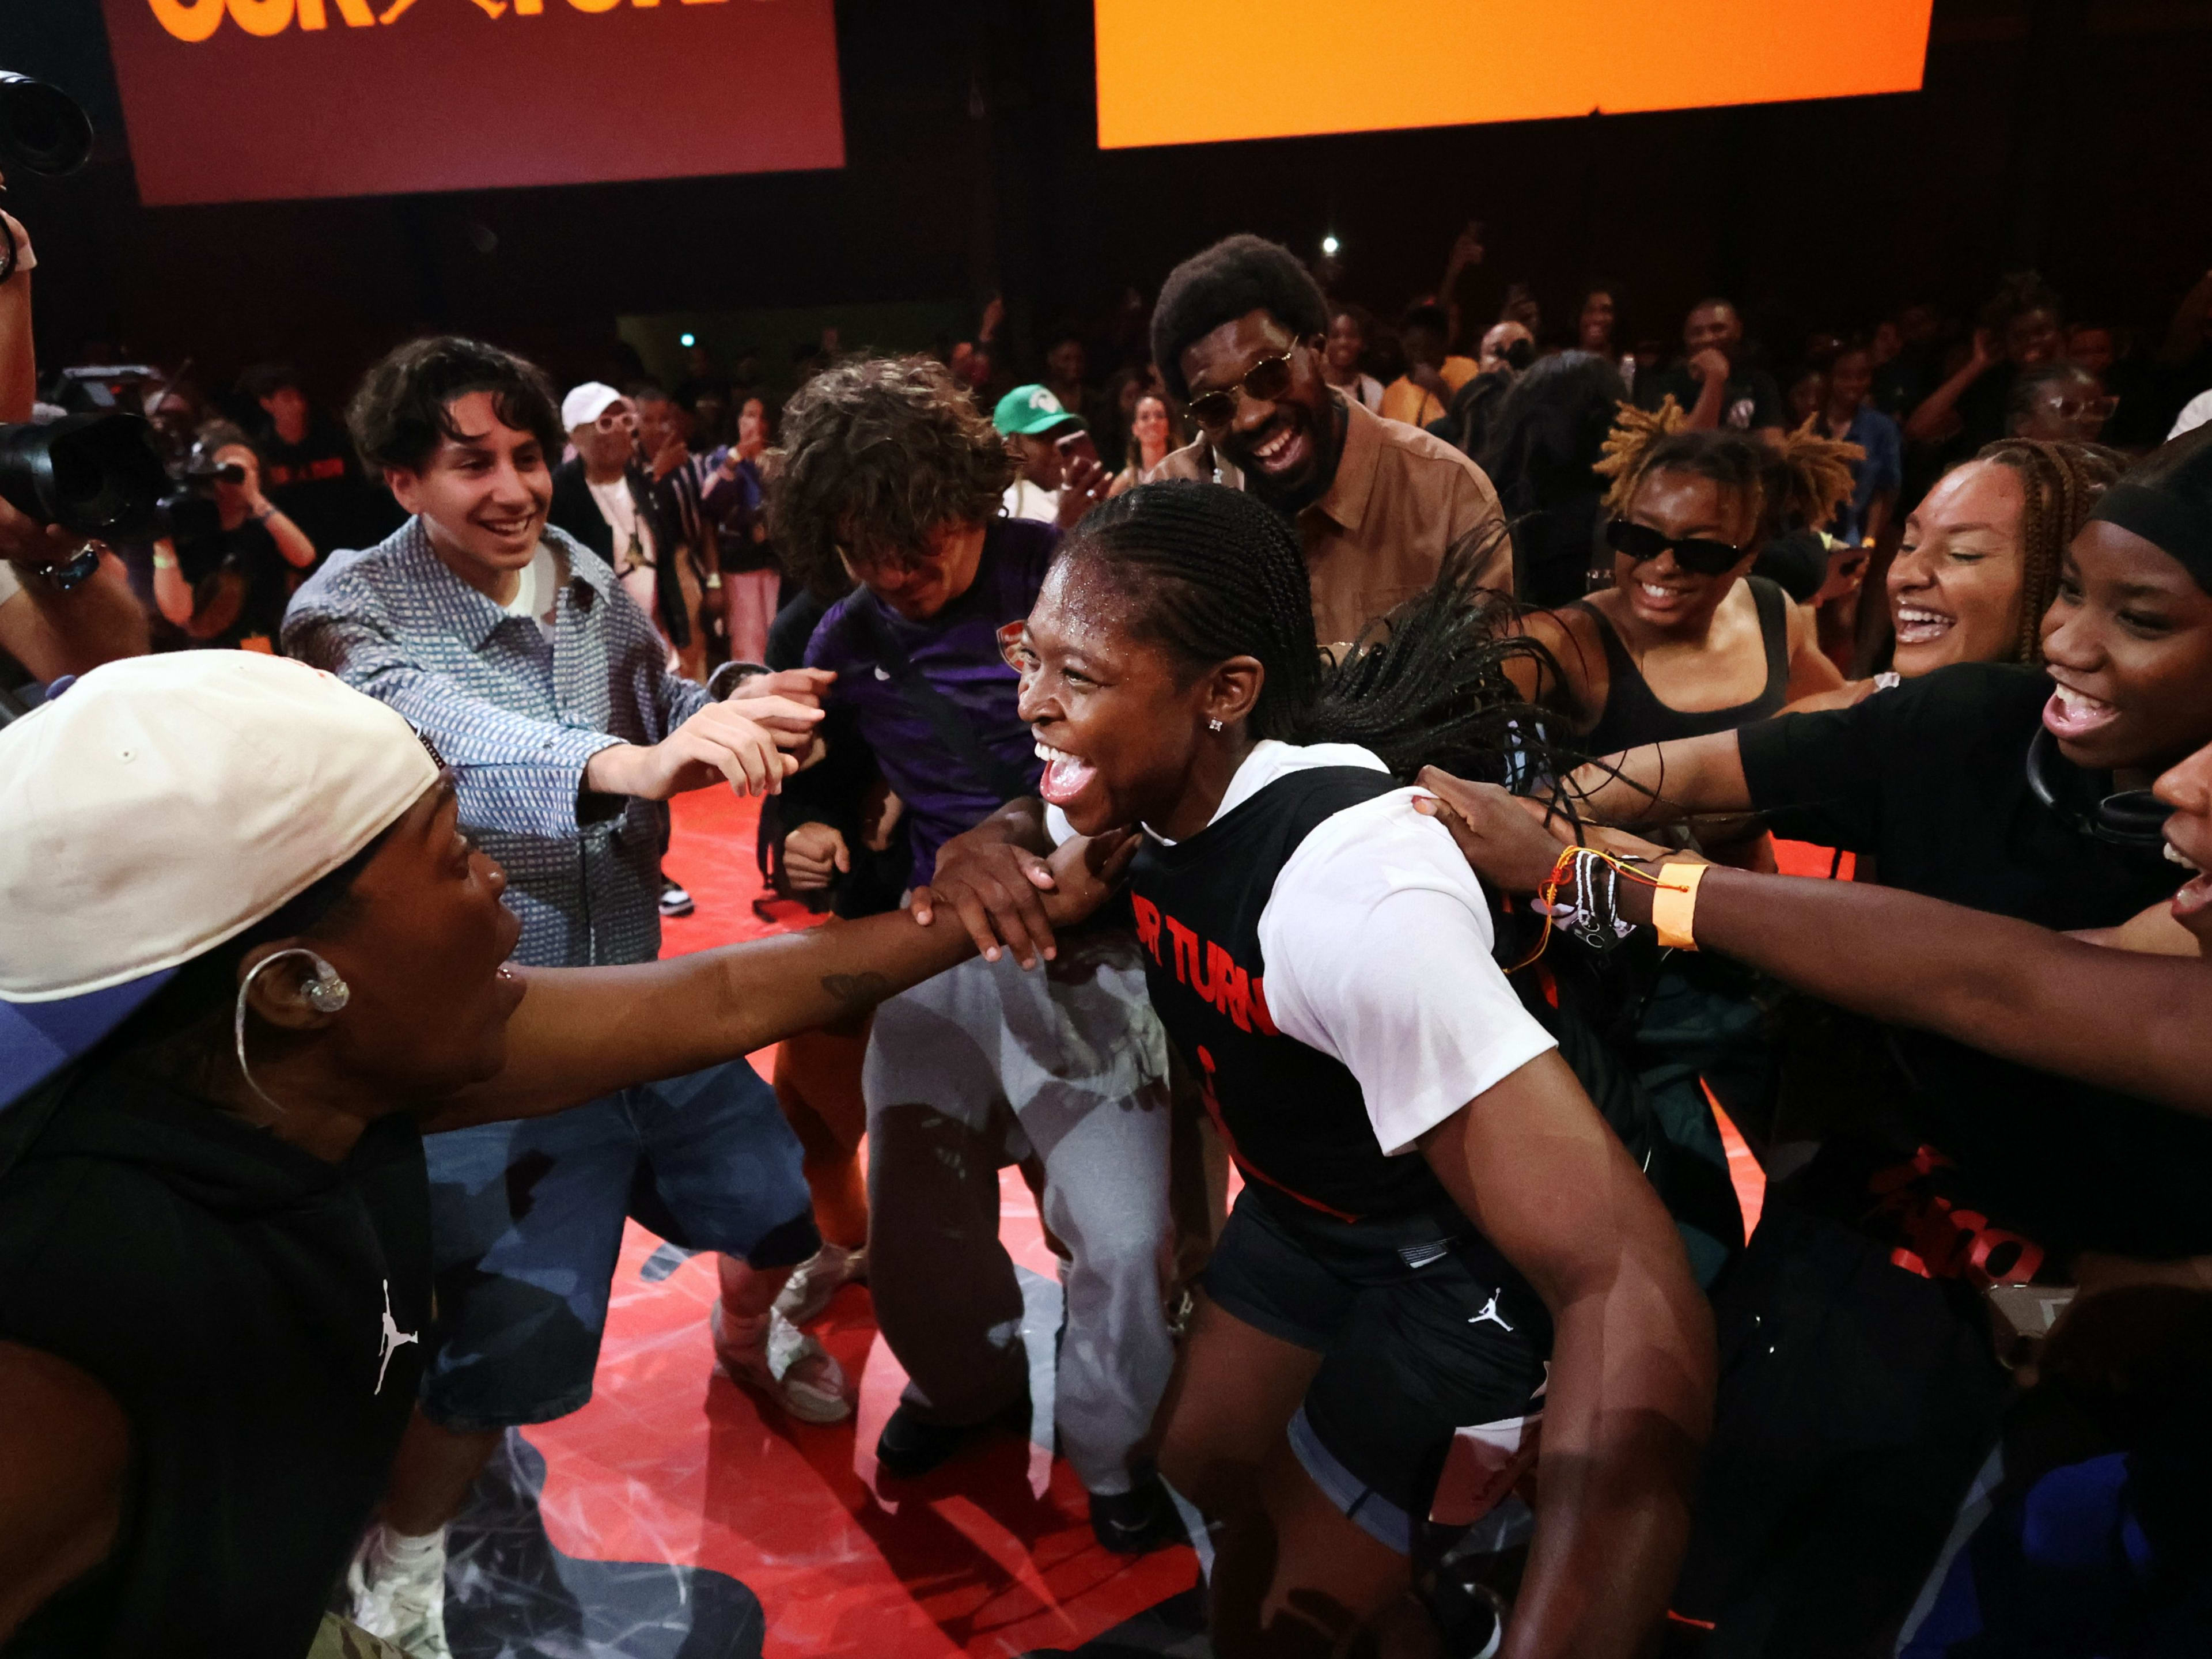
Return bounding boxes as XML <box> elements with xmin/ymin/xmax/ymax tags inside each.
<box><xmin>772</xmin><ymin>1243</ymin><xmax>868</xmax><ymax>1327</ymax></box>
<box><xmin>345</xmin><ymin>1521</ymin><xmax>451</xmax><ymax>1659</ymax></box>
<box><xmin>713</xmin><ymin>1302</ymin><xmax>852</xmax><ymax>1423</ymax></box>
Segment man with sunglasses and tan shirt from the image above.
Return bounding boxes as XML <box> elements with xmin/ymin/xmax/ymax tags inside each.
<box><xmin>1146</xmin><ymin>234</ymin><xmax>1510</xmax><ymax>647</ymax></box>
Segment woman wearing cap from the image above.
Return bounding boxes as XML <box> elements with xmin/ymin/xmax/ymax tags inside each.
<box><xmin>0</xmin><ymin>650</ymin><xmax>1124</xmax><ymax>1657</ymax></box>
<box><xmin>1530</xmin><ymin>425</ymin><xmax>2212</xmax><ymax>1649</ymax></box>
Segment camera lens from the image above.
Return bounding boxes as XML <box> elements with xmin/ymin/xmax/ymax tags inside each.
<box><xmin>0</xmin><ymin>71</ymin><xmax>94</xmax><ymax>178</ymax></box>
<box><xmin>0</xmin><ymin>414</ymin><xmax>170</xmax><ymax>540</ymax></box>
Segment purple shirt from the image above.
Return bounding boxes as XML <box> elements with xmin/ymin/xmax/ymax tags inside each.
<box><xmin>803</xmin><ymin>517</ymin><xmax>1058</xmax><ymax>880</ymax></box>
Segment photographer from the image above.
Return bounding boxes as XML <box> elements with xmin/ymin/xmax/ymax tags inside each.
<box><xmin>0</xmin><ymin>203</ymin><xmax>147</xmax><ymax>692</ymax></box>
<box><xmin>149</xmin><ymin>423</ymin><xmax>316</xmax><ymax>650</ymax></box>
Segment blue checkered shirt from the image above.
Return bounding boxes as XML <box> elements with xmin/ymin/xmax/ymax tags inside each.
<box><xmin>282</xmin><ymin>517</ymin><xmax>709</xmax><ymax>968</ymax></box>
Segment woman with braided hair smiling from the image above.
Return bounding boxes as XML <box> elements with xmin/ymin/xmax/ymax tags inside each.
<box><xmin>1871</xmin><ymin>437</ymin><xmax>2125</xmax><ymax>681</ymax></box>
<box><xmin>922</xmin><ymin>479</ymin><xmax>1713</xmax><ymax>1658</ymax></box>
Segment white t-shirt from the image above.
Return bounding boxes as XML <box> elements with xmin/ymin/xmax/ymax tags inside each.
<box><xmin>0</xmin><ymin>559</ymin><xmax>20</xmax><ymax>610</ymax></box>
<box><xmin>2170</xmin><ymin>387</ymin><xmax>2212</xmax><ymax>442</ymax></box>
<box><xmin>1003</xmin><ymin>479</ymin><xmax>1062</xmax><ymax>523</ymax></box>
<box><xmin>586</xmin><ymin>475</ymin><xmax>660</xmax><ymax>622</ymax></box>
<box><xmin>586</xmin><ymin>476</ymin><xmax>656</xmax><ymax>571</ymax></box>
<box><xmin>1059</xmin><ymin>738</ymin><xmax>1559</xmax><ymax>1156</ymax></box>
<box><xmin>500</xmin><ymin>541</ymin><xmax>560</xmax><ymax>641</ymax></box>
<box><xmin>1332</xmin><ymin>373</ymin><xmax>1385</xmax><ymax>413</ymax></box>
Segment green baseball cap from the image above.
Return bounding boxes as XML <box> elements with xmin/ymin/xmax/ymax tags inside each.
<box><xmin>992</xmin><ymin>384</ymin><xmax>1083</xmax><ymax>438</ymax></box>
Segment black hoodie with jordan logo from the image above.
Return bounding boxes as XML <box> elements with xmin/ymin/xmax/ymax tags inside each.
<box><xmin>0</xmin><ymin>1064</ymin><xmax>431</xmax><ymax>1658</ymax></box>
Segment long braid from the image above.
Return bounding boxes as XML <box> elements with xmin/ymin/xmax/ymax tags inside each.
<box><xmin>1974</xmin><ymin>438</ymin><xmax>2126</xmax><ymax>664</ymax></box>
<box><xmin>1057</xmin><ymin>481</ymin><xmax>1559</xmax><ymax>782</ymax></box>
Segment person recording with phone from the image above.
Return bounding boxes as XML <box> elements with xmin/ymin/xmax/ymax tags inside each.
<box><xmin>148</xmin><ymin>424</ymin><xmax>317</xmax><ymax>651</ymax></box>
<box><xmin>990</xmin><ymin>382</ymin><xmax>1113</xmax><ymax>527</ymax></box>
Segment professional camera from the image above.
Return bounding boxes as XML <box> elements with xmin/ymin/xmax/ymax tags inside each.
<box><xmin>0</xmin><ymin>69</ymin><xmax>94</xmax><ymax>283</ymax></box>
<box><xmin>0</xmin><ymin>70</ymin><xmax>160</xmax><ymax>546</ymax></box>
<box><xmin>0</xmin><ymin>412</ymin><xmax>169</xmax><ymax>542</ymax></box>
<box><xmin>158</xmin><ymin>439</ymin><xmax>252</xmax><ymax>558</ymax></box>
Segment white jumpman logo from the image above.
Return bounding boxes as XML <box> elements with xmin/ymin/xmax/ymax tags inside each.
<box><xmin>376</xmin><ymin>1280</ymin><xmax>419</xmax><ymax>1395</ymax></box>
<box><xmin>1468</xmin><ymin>1289</ymin><xmax>1514</xmax><ymax>1334</ymax></box>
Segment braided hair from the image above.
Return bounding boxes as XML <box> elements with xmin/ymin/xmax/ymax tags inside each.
<box><xmin>1972</xmin><ymin>438</ymin><xmax>2126</xmax><ymax>663</ymax></box>
<box><xmin>1594</xmin><ymin>397</ymin><xmax>1863</xmax><ymax>541</ymax></box>
<box><xmin>1054</xmin><ymin>480</ymin><xmax>1555</xmax><ymax>783</ymax></box>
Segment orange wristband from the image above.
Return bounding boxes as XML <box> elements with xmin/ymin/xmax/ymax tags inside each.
<box><xmin>1651</xmin><ymin>861</ymin><xmax>1708</xmax><ymax>950</ymax></box>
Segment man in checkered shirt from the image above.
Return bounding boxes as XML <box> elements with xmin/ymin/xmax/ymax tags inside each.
<box><xmin>284</xmin><ymin>336</ymin><xmax>843</xmax><ymax>1659</ymax></box>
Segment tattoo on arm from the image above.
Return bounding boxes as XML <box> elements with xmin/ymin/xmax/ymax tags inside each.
<box><xmin>820</xmin><ymin>972</ymin><xmax>895</xmax><ymax>1014</ymax></box>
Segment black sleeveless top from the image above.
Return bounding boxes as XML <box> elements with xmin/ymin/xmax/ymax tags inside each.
<box><xmin>1577</xmin><ymin>575</ymin><xmax>1791</xmax><ymax>756</ymax></box>
<box><xmin>1130</xmin><ymin>766</ymin><xmax>1453</xmax><ymax>1223</ymax></box>
<box><xmin>1127</xmin><ymin>764</ymin><xmax>1666</xmax><ymax>1229</ymax></box>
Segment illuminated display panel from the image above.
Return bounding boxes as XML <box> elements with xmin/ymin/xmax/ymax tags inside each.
<box><xmin>1095</xmin><ymin>0</ymin><xmax>1933</xmax><ymax>149</ymax></box>
<box><xmin>101</xmin><ymin>0</ymin><xmax>844</xmax><ymax>206</ymax></box>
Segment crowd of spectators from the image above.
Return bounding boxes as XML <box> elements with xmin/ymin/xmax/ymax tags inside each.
<box><xmin>5</xmin><ymin>187</ymin><xmax>2212</xmax><ymax>1659</ymax></box>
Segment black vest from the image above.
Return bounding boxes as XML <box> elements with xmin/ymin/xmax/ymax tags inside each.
<box><xmin>1130</xmin><ymin>766</ymin><xmax>1464</xmax><ymax>1222</ymax></box>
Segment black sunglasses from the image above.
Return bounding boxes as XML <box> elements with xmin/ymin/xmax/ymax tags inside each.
<box><xmin>1604</xmin><ymin>518</ymin><xmax>1747</xmax><ymax>577</ymax></box>
<box><xmin>1186</xmin><ymin>349</ymin><xmax>1296</xmax><ymax>430</ymax></box>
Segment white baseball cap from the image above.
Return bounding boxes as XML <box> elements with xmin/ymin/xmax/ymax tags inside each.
<box><xmin>0</xmin><ymin>652</ymin><xmax>440</xmax><ymax>1104</ymax></box>
<box><xmin>560</xmin><ymin>381</ymin><xmax>626</xmax><ymax>432</ymax></box>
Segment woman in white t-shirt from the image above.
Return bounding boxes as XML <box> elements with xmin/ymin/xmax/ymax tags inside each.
<box><xmin>919</xmin><ymin>481</ymin><xmax>1712</xmax><ymax>1657</ymax></box>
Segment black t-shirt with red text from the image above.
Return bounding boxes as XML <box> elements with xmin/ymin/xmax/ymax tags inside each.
<box><xmin>257</xmin><ymin>412</ymin><xmax>403</xmax><ymax>560</ymax></box>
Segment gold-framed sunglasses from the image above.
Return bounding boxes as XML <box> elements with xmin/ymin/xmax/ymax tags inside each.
<box><xmin>1185</xmin><ymin>349</ymin><xmax>1297</xmax><ymax>430</ymax></box>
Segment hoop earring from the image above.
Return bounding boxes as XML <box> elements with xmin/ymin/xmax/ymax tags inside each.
<box><xmin>234</xmin><ymin>947</ymin><xmax>349</xmax><ymax>1115</ymax></box>
<box><xmin>1207</xmin><ymin>717</ymin><xmax>1224</xmax><ymax>733</ymax></box>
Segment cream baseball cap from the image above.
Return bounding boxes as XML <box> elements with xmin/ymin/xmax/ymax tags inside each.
<box><xmin>0</xmin><ymin>651</ymin><xmax>440</xmax><ymax>1104</ymax></box>
<box><xmin>560</xmin><ymin>381</ymin><xmax>624</xmax><ymax>431</ymax></box>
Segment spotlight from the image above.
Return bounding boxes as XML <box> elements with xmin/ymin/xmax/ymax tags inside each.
<box><xmin>679</xmin><ymin>332</ymin><xmax>696</xmax><ymax>349</ymax></box>
<box><xmin>1320</xmin><ymin>235</ymin><xmax>1339</xmax><ymax>256</ymax></box>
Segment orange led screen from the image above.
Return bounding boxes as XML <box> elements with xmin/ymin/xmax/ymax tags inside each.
<box><xmin>1094</xmin><ymin>1</ymin><xmax>1933</xmax><ymax>149</ymax></box>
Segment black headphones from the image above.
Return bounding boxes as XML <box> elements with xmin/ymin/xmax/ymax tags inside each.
<box><xmin>2025</xmin><ymin>726</ymin><xmax>2173</xmax><ymax>849</ymax></box>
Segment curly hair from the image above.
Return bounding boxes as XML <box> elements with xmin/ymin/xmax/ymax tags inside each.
<box><xmin>1149</xmin><ymin>234</ymin><xmax>1331</xmax><ymax>403</ymax></box>
<box><xmin>766</xmin><ymin>355</ymin><xmax>1017</xmax><ymax>597</ymax></box>
<box><xmin>346</xmin><ymin>336</ymin><xmax>563</xmax><ymax>478</ymax></box>
<box><xmin>1055</xmin><ymin>480</ymin><xmax>1554</xmax><ymax>783</ymax></box>
<box><xmin>1974</xmin><ymin>437</ymin><xmax>2126</xmax><ymax>663</ymax></box>
<box><xmin>1594</xmin><ymin>397</ymin><xmax>1862</xmax><ymax>540</ymax></box>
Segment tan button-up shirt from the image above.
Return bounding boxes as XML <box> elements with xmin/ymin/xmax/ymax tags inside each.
<box><xmin>1151</xmin><ymin>390</ymin><xmax>1510</xmax><ymax>647</ymax></box>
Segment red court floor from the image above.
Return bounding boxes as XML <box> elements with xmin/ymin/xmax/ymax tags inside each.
<box><xmin>441</xmin><ymin>786</ymin><xmax>1199</xmax><ymax>1659</ymax></box>
<box><xmin>442</xmin><ymin>785</ymin><xmax>1764</xmax><ymax>1659</ymax></box>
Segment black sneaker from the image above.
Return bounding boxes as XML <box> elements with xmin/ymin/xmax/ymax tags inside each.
<box><xmin>874</xmin><ymin>1393</ymin><xmax>1029</xmax><ymax>1480</ymax></box>
<box><xmin>1089</xmin><ymin>1475</ymin><xmax>1186</xmax><ymax>1555</ymax></box>
<box><xmin>658</xmin><ymin>878</ymin><xmax>695</xmax><ymax>918</ymax></box>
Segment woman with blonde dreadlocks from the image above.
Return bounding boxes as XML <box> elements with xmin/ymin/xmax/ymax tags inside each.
<box><xmin>1508</xmin><ymin>401</ymin><xmax>1857</xmax><ymax>762</ymax></box>
<box><xmin>1499</xmin><ymin>405</ymin><xmax>1864</xmax><ymax>1287</ymax></box>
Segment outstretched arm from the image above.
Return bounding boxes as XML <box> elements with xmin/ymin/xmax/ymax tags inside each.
<box><xmin>1422</xmin><ymin>1055</ymin><xmax>1715</xmax><ymax>1659</ymax></box>
<box><xmin>1563</xmin><ymin>729</ymin><xmax>1751</xmax><ymax>827</ymax></box>
<box><xmin>428</xmin><ymin>828</ymin><xmax>1134</xmax><ymax>1130</ymax></box>
<box><xmin>1633</xmin><ymin>867</ymin><xmax>2212</xmax><ymax>1116</ymax></box>
<box><xmin>1415</xmin><ymin>770</ymin><xmax>2212</xmax><ymax>1118</ymax></box>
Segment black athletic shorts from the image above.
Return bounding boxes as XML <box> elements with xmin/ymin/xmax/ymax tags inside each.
<box><xmin>1203</xmin><ymin>1184</ymin><xmax>1553</xmax><ymax>1554</ymax></box>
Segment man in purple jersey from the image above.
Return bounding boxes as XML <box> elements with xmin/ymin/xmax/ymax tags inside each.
<box><xmin>771</xmin><ymin>358</ymin><xmax>1180</xmax><ymax>1553</ymax></box>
